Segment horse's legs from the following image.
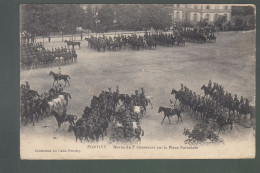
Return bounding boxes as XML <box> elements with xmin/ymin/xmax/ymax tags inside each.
<box><xmin>31</xmin><ymin>115</ymin><xmax>35</xmax><ymax>126</ymax></box>
<box><xmin>179</xmin><ymin>114</ymin><xmax>183</xmax><ymax>122</ymax></box>
<box><xmin>53</xmin><ymin>80</ymin><xmax>55</xmax><ymax>86</ymax></box>
<box><xmin>149</xmin><ymin>101</ymin><xmax>153</xmax><ymax>109</ymax></box>
<box><xmin>35</xmin><ymin>112</ymin><xmax>39</xmax><ymax>122</ymax></box>
<box><xmin>67</xmin><ymin>79</ymin><xmax>70</xmax><ymax>86</ymax></box>
<box><xmin>161</xmin><ymin>115</ymin><xmax>166</xmax><ymax>125</ymax></box>
<box><xmin>168</xmin><ymin>116</ymin><xmax>171</xmax><ymax>124</ymax></box>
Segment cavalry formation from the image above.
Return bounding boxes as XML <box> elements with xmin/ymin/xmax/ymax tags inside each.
<box><xmin>84</xmin><ymin>26</ymin><xmax>216</xmax><ymax>52</ymax></box>
<box><xmin>20</xmin><ymin>81</ymin><xmax>71</xmax><ymax>126</ymax></box>
<box><xmin>85</xmin><ymin>33</ymin><xmax>185</xmax><ymax>52</ymax></box>
<box><xmin>20</xmin><ymin>71</ymin><xmax>153</xmax><ymax>143</ymax></box>
<box><xmin>21</xmin><ymin>66</ymin><xmax>254</xmax><ymax>143</ymax></box>
<box><xmin>170</xmin><ymin>81</ymin><xmax>254</xmax><ymax>133</ymax></box>
<box><xmin>70</xmin><ymin>87</ymin><xmax>151</xmax><ymax>143</ymax></box>
<box><xmin>20</xmin><ymin>26</ymin><xmax>216</xmax><ymax>69</ymax></box>
<box><xmin>20</xmin><ymin>43</ymin><xmax>77</xmax><ymax>70</ymax></box>
<box><xmin>176</xmin><ymin>26</ymin><xmax>217</xmax><ymax>43</ymax></box>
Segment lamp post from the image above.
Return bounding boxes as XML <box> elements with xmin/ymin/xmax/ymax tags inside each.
<box><xmin>113</xmin><ymin>11</ymin><xmax>117</xmax><ymax>36</ymax></box>
<box><xmin>113</xmin><ymin>18</ymin><xmax>117</xmax><ymax>36</ymax></box>
<box><xmin>95</xmin><ymin>19</ymin><xmax>100</xmax><ymax>37</ymax></box>
<box><xmin>95</xmin><ymin>11</ymin><xmax>100</xmax><ymax>37</ymax></box>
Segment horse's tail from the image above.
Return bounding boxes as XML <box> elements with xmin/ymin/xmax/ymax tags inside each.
<box><xmin>68</xmin><ymin>93</ymin><xmax>72</xmax><ymax>99</ymax></box>
<box><xmin>67</xmin><ymin>75</ymin><xmax>71</xmax><ymax>79</ymax></box>
<box><xmin>74</xmin><ymin>115</ymin><xmax>78</xmax><ymax>120</ymax></box>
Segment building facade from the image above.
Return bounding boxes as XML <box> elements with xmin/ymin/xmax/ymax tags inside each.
<box><xmin>173</xmin><ymin>4</ymin><xmax>232</xmax><ymax>23</ymax></box>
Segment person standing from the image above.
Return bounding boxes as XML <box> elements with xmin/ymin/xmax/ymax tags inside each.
<box><xmin>80</xmin><ymin>32</ymin><xmax>83</xmax><ymax>41</ymax></box>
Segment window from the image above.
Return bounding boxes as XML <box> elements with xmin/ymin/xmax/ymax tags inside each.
<box><xmin>214</xmin><ymin>14</ymin><xmax>219</xmax><ymax>20</ymax></box>
<box><xmin>193</xmin><ymin>13</ymin><xmax>198</xmax><ymax>21</ymax></box>
<box><xmin>177</xmin><ymin>4</ymin><xmax>180</xmax><ymax>8</ymax></box>
<box><xmin>206</xmin><ymin>5</ymin><xmax>210</xmax><ymax>9</ymax></box>
<box><xmin>224</xmin><ymin>6</ymin><xmax>228</xmax><ymax>10</ymax></box>
<box><xmin>224</xmin><ymin>14</ymin><xmax>228</xmax><ymax>20</ymax></box>
<box><xmin>194</xmin><ymin>5</ymin><xmax>198</xmax><ymax>9</ymax></box>
<box><xmin>215</xmin><ymin>5</ymin><xmax>219</xmax><ymax>9</ymax></box>
<box><xmin>206</xmin><ymin>14</ymin><xmax>210</xmax><ymax>20</ymax></box>
<box><xmin>182</xmin><ymin>11</ymin><xmax>185</xmax><ymax>19</ymax></box>
<box><xmin>176</xmin><ymin>11</ymin><xmax>180</xmax><ymax>19</ymax></box>
<box><xmin>185</xmin><ymin>12</ymin><xmax>189</xmax><ymax>20</ymax></box>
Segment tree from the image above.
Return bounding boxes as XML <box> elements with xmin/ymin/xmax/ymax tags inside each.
<box><xmin>82</xmin><ymin>6</ymin><xmax>95</xmax><ymax>30</ymax></box>
<box><xmin>116</xmin><ymin>5</ymin><xmax>140</xmax><ymax>31</ymax></box>
<box><xmin>97</xmin><ymin>5</ymin><xmax>114</xmax><ymax>32</ymax></box>
<box><xmin>21</xmin><ymin>4</ymin><xmax>87</xmax><ymax>40</ymax></box>
<box><xmin>234</xmin><ymin>16</ymin><xmax>243</xmax><ymax>30</ymax></box>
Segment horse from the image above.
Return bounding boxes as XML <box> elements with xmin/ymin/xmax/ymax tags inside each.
<box><xmin>145</xmin><ymin>96</ymin><xmax>153</xmax><ymax>109</ymax></box>
<box><xmin>58</xmin><ymin>95</ymin><xmax>67</xmax><ymax>107</ymax></box>
<box><xmin>70</xmin><ymin>125</ymin><xmax>84</xmax><ymax>142</ymax></box>
<box><xmin>201</xmin><ymin>85</ymin><xmax>211</xmax><ymax>97</ymax></box>
<box><xmin>132</xmin><ymin>122</ymin><xmax>144</xmax><ymax>143</ymax></box>
<box><xmin>207</xmin><ymin>35</ymin><xmax>216</xmax><ymax>42</ymax></box>
<box><xmin>134</xmin><ymin>106</ymin><xmax>144</xmax><ymax>119</ymax></box>
<box><xmin>21</xmin><ymin>101</ymin><xmax>38</xmax><ymax>126</ymax></box>
<box><xmin>238</xmin><ymin>104</ymin><xmax>255</xmax><ymax>125</ymax></box>
<box><xmin>158</xmin><ymin>106</ymin><xmax>182</xmax><ymax>124</ymax></box>
<box><xmin>51</xmin><ymin>110</ymin><xmax>77</xmax><ymax>128</ymax></box>
<box><xmin>58</xmin><ymin>91</ymin><xmax>71</xmax><ymax>105</ymax></box>
<box><xmin>49</xmin><ymin>71</ymin><xmax>70</xmax><ymax>87</ymax></box>
<box><xmin>215</xmin><ymin>115</ymin><xmax>233</xmax><ymax>134</ymax></box>
<box><xmin>192</xmin><ymin>103</ymin><xmax>205</xmax><ymax>120</ymax></box>
<box><xmin>97</xmin><ymin>115</ymin><xmax>109</xmax><ymax>136</ymax></box>
<box><xmin>64</xmin><ymin>40</ymin><xmax>80</xmax><ymax>49</ymax></box>
<box><xmin>47</xmin><ymin>101</ymin><xmax>58</xmax><ymax>114</ymax></box>
<box><xmin>52</xmin><ymin>98</ymin><xmax>63</xmax><ymax>109</ymax></box>
<box><xmin>171</xmin><ymin>89</ymin><xmax>182</xmax><ymax>105</ymax></box>
<box><xmin>38</xmin><ymin>99</ymin><xmax>49</xmax><ymax>118</ymax></box>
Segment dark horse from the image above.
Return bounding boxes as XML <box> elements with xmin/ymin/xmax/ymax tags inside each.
<box><xmin>171</xmin><ymin>89</ymin><xmax>182</xmax><ymax>106</ymax></box>
<box><xmin>158</xmin><ymin>106</ymin><xmax>182</xmax><ymax>124</ymax></box>
<box><xmin>64</xmin><ymin>40</ymin><xmax>80</xmax><ymax>49</ymax></box>
<box><xmin>51</xmin><ymin>110</ymin><xmax>77</xmax><ymax>128</ymax></box>
<box><xmin>215</xmin><ymin>115</ymin><xmax>233</xmax><ymax>134</ymax></box>
<box><xmin>49</xmin><ymin>71</ymin><xmax>70</xmax><ymax>87</ymax></box>
<box><xmin>201</xmin><ymin>85</ymin><xmax>211</xmax><ymax>97</ymax></box>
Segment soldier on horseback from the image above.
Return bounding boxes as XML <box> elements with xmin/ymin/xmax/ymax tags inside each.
<box><xmin>25</xmin><ymin>81</ymin><xmax>30</xmax><ymax>90</ymax></box>
<box><xmin>240</xmin><ymin>96</ymin><xmax>244</xmax><ymax>106</ymax></box>
<box><xmin>116</xmin><ymin>85</ymin><xmax>119</xmax><ymax>93</ymax></box>
<box><xmin>244</xmin><ymin>98</ymin><xmax>250</xmax><ymax>110</ymax></box>
<box><xmin>208</xmin><ymin>80</ymin><xmax>212</xmax><ymax>89</ymax></box>
<box><xmin>233</xmin><ymin>94</ymin><xmax>239</xmax><ymax>104</ymax></box>
<box><xmin>134</xmin><ymin>90</ymin><xmax>140</xmax><ymax>106</ymax></box>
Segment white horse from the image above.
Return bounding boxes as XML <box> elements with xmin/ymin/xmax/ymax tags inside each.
<box><xmin>145</xmin><ymin>96</ymin><xmax>153</xmax><ymax>109</ymax></box>
<box><xmin>55</xmin><ymin>57</ymin><xmax>64</xmax><ymax>64</ymax></box>
<box><xmin>132</xmin><ymin>121</ymin><xmax>139</xmax><ymax>129</ymax></box>
<box><xmin>134</xmin><ymin>106</ymin><xmax>144</xmax><ymax>118</ymax></box>
<box><xmin>52</xmin><ymin>98</ymin><xmax>61</xmax><ymax>107</ymax></box>
<box><xmin>47</xmin><ymin>101</ymin><xmax>57</xmax><ymax>114</ymax></box>
<box><xmin>58</xmin><ymin>95</ymin><xmax>67</xmax><ymax>107</ymax></box>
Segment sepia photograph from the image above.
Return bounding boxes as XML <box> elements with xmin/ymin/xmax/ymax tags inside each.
<box><xmin>20</xmin><ymin>4</ymin><xmax>256</xmax><ymax>159</ymax></box>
